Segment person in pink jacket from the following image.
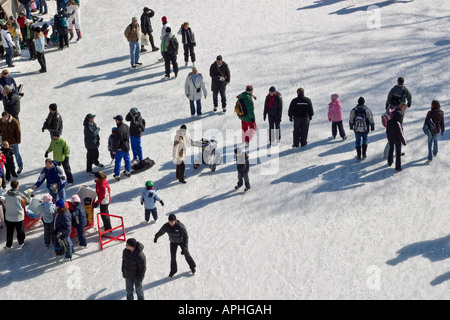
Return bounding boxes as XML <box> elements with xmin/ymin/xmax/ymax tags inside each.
<box><xmin>328</xmin><ymin>93</ymin><xmax>347</xmax><ymax>140</ymax></box>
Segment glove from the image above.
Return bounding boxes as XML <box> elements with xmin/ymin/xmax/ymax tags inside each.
<box><xmin>44</xmin><ymin>152</ymin><xmax>48</xmax><ymax>158</ymax></box>
<box><xmin>289</xmin><ymin>116</ymin><xmax>293</xmax><ymax>122</ymax></box>
<box><xmin>140</xmin><ymin>201</ymin><xmax>143</xmax><ymax>206</ymax></box>
<box><xmin>154</xmin><ymin>237</ymin><xmax>158</xmax><ymax>243</ymax></box>
<box><xmin>350</xmin><ymin>124</ymin><xmax>353</xmax><ymax>130</ymax></box>
<box><xmin>263</xmin><ymin>116</ymin><xmax>266</xmax><ymax>121</ymax></box>
<box><xmin>42</xmin><ymin>127</ymin><xmax>45</xmax><ymax>133</ymax></box>
<box><xmin>93</xmin><ymin>203</ymin><xmax>99</xmax><ymax>209</ymax></box>
<box><xmin>371</xmin><ymin>125</ymin><xmax>375</xmax><ymax>131</ymax></box>
<box><xmin>186</xmin><ymin>94</ymin><xmax>189</xmax><ymax>99</ymax></box>
<box><xmin>160</xmin><ymin>200</ymin><xmax>164</xmax><ymax>206</ymax></box>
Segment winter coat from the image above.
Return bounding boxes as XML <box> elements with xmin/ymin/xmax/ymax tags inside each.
<box><xmin>185</xmin><ymin>72</ymin><xmax>207</xmax><ymax>101</ymax></box>
<box><xmin>125</xmin><ymin>112</ymin><xmax>146</xmax><ymax>138</ymax></box>
<box><xmin>209</xmin><ymin>61</ymin><xmax>230</xmax><ymax>91</ymax></box>
<box><xmin>0</xmin><ymin>29</ymin><xmax>14</xmax><ymax>49</ymax></box>
<box><xmin>25</xmin><ymin>24</ymin><xmax>35</xmax><ymax>42</ymax></box>
<box><xmin>236</xmin><ymin>152</ymin><xmax>250</xmax><ymax>175</ymax></box>
<box><xmin>140</xmin><ymin>189</ymin><xmax>161</xmax><ymax>210</ymax></box>
<box><xmin>177</xmin><ymin>27</ymin><xmax>196</xmax><ymax>45</ymax></box>
<box><xmin>386</xmin><ymin>85</ymin><xmax>412</xmax><ymax>109</ymax></box>
<box><xmin>37</xmin><ymin>202</ymin><xmax>56</xmax><ymax>224</ymax></box>
<box><xmin>4</xmin><ymin>188</ymin><xmax>30</xmax><ymax>222</ymax></box>
<box><xmin>2</xmin><ymin>92</ymin><xmax>21</xmax><ymax>120</ymax></box>
<box><xmin>328</xmin><ymin>99</ymin><xmax>343</xmax><ymax>122</ymax></box>
<box><xmin>124</xmin><ymin>23</ymin><xmax>140</xmax><ymax>42</ymax></box>
<box><xmin>172</xmin><ymin>129</ymin><xmax>194</xmax><ymax>164</ymax></box>
<box><xmin>0</xmin><ymin>76</ymin><xmax>19</xmax><ymax>93</ymax></box>
<box><xmin>1</xmin><ymin>146</ymin><xmax>14</xmax><ymax>164</ymax></box>
<box><xmin>83</xmin><ymin>118</ymin><xmax>100</xmax><ymax>150</ymax></box>
<box><xmin>288</xmin><ymin>95</ymin><xmax>314</xmax><ymax>119</ymax></box>
<box><xmin>425</xmin><ymin>108</ymin><xmax>445</xmax><ymax>134</ymax></box>
<box><xmin>71</xmin><ymin>202</ymin><xmax>87</xmax><ymax>228</ymax></box>
<box><xmin>161</xmin><ymin>32</ymin><xmax>178</xmax><ymax>56</ymax></box>
<box><xmin>34</xmin><ymin>161</ymin><xmax>67</xmax><ymax>191</ymax></box>
<box><xmin>349</xmin><ymin>104</ymin><xmax>375</xmax><ymax>133</ymax></box>
<box><xmin>263</xmin><ymin>92</ymin><xmax>283</xmax><ymax>121</ymax></box>
<box><xmin>112</xmin><ymin>121</ymin><xmax>130</xmax><ymax>152</ymax></box>
<box><xmin>95</xmin><ymin>179</ymin><xmax>111</xmax><ymax>205</ymax></box>
<box><xmin>160</xmin><ymin>22</ymin><xmax>170</xmax><ymax>40</ymax></box>
<box><xmin>65</xmin><ymin>4</ymin><xmax>80</xmax><ymax>25</ymax></box>
<box><xmin>34</xmin><ymin>33</ymin><xmax>45</xmax><ymax>53</ymax></box>
<box><xmin>140</xmin><ymin>9</ymin><xmax>155</xmax><ymax>34</ymax></box>
<box><xmin>237</xmin><ymin>92</ymin><xmax>256</xmax><ymax>123</ymax></box>
<box><xmin>155</xmin><ymin>220</ymin><xmax>189</xmax><ymax>245</ymax></box>
<box><xmin>387</xmin><ymin>108</ymin><xmax>406</xmax><ymax>145</ymax></box>
<box><xmin>0</xmin><ymin>115</ymin><xmax>21</xmax><ymax>145</ymax></box>
<box><xmin>55</xmin><ymin>210</ymin><xmax>72</xmax><ymax>238</ymax></box>
<box><xmin>42</xmin><ymin>111</ymin><xmax>63</xmax><ymax>136</ymax></box>
<box><xmin>46</xmin><ymin>137</ymin><xmax>70</xmax><ymax>163</ymax></box>
<box><xmin>54</xmin><ymin>15</ymin><xmax>68</xmax><ymax>36</ymax></box>
<box><xmin>122</xmin><ymin>241</ymin><xmax>146</xmax><ymax>282</ymax></box>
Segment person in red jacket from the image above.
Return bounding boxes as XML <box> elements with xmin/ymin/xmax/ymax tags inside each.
<box><xmin>93</xmin><ymin>171</ymin><xmax>112</xmax><ymax>232</ymax></box>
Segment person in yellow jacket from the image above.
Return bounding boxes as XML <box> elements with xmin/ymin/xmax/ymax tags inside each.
<box><xmin>124</xmin><ymin>17</ymin><xmax>142</xmax><ymax>68</ymax></box>
<box><xmin>6</xmin><ymin>16</ymin><xmax>21</xmax><ymax>57</ymax></box>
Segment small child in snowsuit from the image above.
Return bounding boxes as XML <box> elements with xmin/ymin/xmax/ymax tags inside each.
<box><xmin>234</xmin><ymin>147</ymin><xmax>250</xmax><ymax>192</ymax></box>
<box><xmin>328</xmin><ymin>93</ymin><xmax>347</xmax><ymax>140</ymax></box>
<box><xmin>37</xmin><ymin>194</ymin><xmax>57</xmax><ymax>248</ymax></box>
<box><xmin>1</xmin><ymin>141</ymin><xmax>17</xmax><ymax>182</ymax></box>
<box><xmin>0</xmin><ymin>150</ymin><xmax>6</xmax><ymax>190</ymax></box>
<box><xmin>107</xmin><ymin>127</ymin><xmax>117</xmax><ymax>164</ymax></box>
<box><xmin>140</xmin><ymin>180</ymin><xmax>164</xmax><ymax>223</ymax></box>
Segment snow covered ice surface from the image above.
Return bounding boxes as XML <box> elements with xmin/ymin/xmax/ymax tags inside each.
<box><xmin>0</xmin><ymin>0</ymin><xmax>450</xmax><ymax>301</ymax></box>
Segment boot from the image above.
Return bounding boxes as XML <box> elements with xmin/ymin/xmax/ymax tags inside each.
<box><xmin>76</xmin><ymin>29</ymin><xmax>82</xmax><ymax>41</ymax></box>
<box><xmin>362</xmin><ymin>144</ymin><xmax>367</xmax><ymax>159</ymax></box>
<box><xmin>356</xmin><ymin>146</ymin><xmax>362</xmax><ymax>160</ymax></box>
<box><xmin>69</xmin><ymin>29</ymin><xmax>74</xmax><ymax>41</ymax></box>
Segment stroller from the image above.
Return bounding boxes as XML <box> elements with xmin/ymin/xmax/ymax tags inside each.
<box><xmin>193</xmin><ymin>138</ymin><xmax>222</xmax><ymax>172</ymax></box>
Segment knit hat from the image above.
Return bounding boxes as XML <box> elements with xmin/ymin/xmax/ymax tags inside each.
<box><xmin>43</xmin><ymin>194</ymin><xmax>53</xmax><ymax>203</ymax></box>
<box><xmin>161</xmin><ymin>16</ymin><xmax>167</xmax><ymax>23</ymax></box>
<box><xmin>331</xmin><ymin>93</ymin><xmax>339</xmax><ymax>100</ymax></box>
<box><xmin>358</xmin><ymin>97</ymin><xmax>365</xmax><ymax>105</ymax></box>
<box><xmin>71</xmin><ymin>194</ymin><xmax>81</xmax><ymax>203</ymax></box>
<box><xmin>55</xmin><ymin>199</ymin><xmax>65</xmax><ymax>208</ymax></box>
<box><xmin>245</xmin><ymin>85</ymin><xmax>253</xmax><ymax>94</ymax></box>
<box><xmin>168</xmin><ymin>214</ymin><xmax>177</xmax><ymax>221</ymax></box>
<box><xmin>269</xmin><ymin>86</ymin><xmax>276</xmax><ymax>93</ymax></box>
<box><xmin>52</xmin><ymin>131</ymin><xmax>60</xmax><ymax>137</ymax></box>
<box><xmin>49</xmin><ymin>103</ymin><xmax>57</xmax><ymax>111</ymax></box>
<box><xmin>127</xmin><ymin>238</ymin><xmax>137</xmax><ymax>247</ymax></box>
<box><xmin>216</xmin><ymin>55</ymin><xmax>223</xmax><ymax>61</ymax></box>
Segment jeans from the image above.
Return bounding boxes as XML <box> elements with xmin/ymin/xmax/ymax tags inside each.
<box><xmin>129</xmin><ymin>41</ymin><xmax>140</xmax><ymax>66</ymax></box>
<box><xmin>130</xmin><ymin>136</ymin><xmax>143</xmax><ymax>161</ymax></box>
<box><xmin>114</xmin><ymin>150</ymin><xmax>131</xmax><ymax>176</ymax></box>
<box><xmin>49</xmin><ymin>187</ymin><xmax>66</xmax><ymax>202</ymax></box>
<box><xmin>10</xmin><ymin>144</ymin><xmax>23</xmax><ymax>169</ymax></box>
<box><xmin>428</xmin><ymin>134</ymin><xmax>439</xmax><ymax>160</ymax></box>
<box><xmin>23</xmin><ymin>3</ymin><xmax>31</xmax><ymax>19</ymax></box>
<box><xmin>189</xmin><ymin>100</ymin><xmax>202</xmax><ymax>116</ymax></box>
<box><xmin>5</xmin><ymin>47</ymin><xmax>13</xmax><ymax>66</ymax></box>
<box><xmin>354</xmin><ymin>132</ymin><xmax>369</xmax><ymax>147</ymax></box>
<box><xmin>39</xmin><ymin>0</ymin><xmax>48</xmax><ymax>14</ymax></box>
<box><xmin>63</xmin><ymin>236</ymin><xmax>74</xmax><ymax>259</ymax></box>
<box><xmin>125</xmin><ymin>278</ymin><xmax>144</xmax><ymax>300</ymax></box>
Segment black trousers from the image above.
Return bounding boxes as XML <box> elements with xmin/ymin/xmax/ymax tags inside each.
<box><xmin>176</xmin><ymin>161</ymin><xmax>185</xmax><ymax>182</ymax></box>
<box><xmin>58</xmin><ymin>158</ymin><xmax>73</xmax><ymax>183</ymax></box>
<box><xmin>388</xmin><ymin>143</ymin><xmax>402</xmax><ymax>170</ymax></box>
<box><xmin>170</xmin><ymin>242</ymin><xmax>196</xmax><ymax>274</ymax></box>
<box><xmin>86</xmin><ymin>148</ymin><xmax>100</xmax><ymax>173</ymax></box>
<box><xmin>26</xmin><ymin>39</ymin><xmax>37</xmax><ymax>59</ymax></box>
<box><xmin>212</xmin><ymin>86</ymin><xmax>227</xmax><ymax>109</ymax></box>
<box><xmin>5</xmin><ymin>220</ymin><xmax>25</xmax><ymax>248</ymax></box>
<box><xmin>37</xmin><ymin>51</ymin><xmax>46</xmax><ymax>71</ymax></box>
<box><xmin>99</xmin><ymin>204</ymin><xmax>112</xmax><ymax>231</ymax></box>
<box><xmin>59</xmin><ymin>34</ymin><xmax>69</xmax><ymax>48</ymax></box>
<box><xmin>183</xmin><ymin>43</ymin><xmax>196</xmax><ymax>62</ymax></box>
<box><xmin>293</xmin><ymin>117</ymin><xmax>310</xmax><ymax>147</ymax></box>
<box><xmin>268</xmin><ymin>116</ymin><xmax>281</xmax><ymax>143</ymax></box>
<box><xmin>163</xmin><ymin>53</ymin><xmax>178</xmax><ymax>77</ymax></box>
<box><xmin>331</xmin><ymin>120</ymin><xmax>346</xmax><ymax>138</ymax></box>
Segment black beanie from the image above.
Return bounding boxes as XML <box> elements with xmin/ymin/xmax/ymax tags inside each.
<box><xmin>49</xmin><ymin>103</ymin><xmax>57</xmax><ymax>111</ymax></box>
<box><xmin>168</xmin><ymin>214</ymin><xmax>177</xmax><ymax>221</ymax></box>
<box><xmin>358</xmin><ymin>97</ymin><xmax>365</xmax><ymax>105</ymax></box>
<box><xmin>127</xmin><ymin>238</ymin><xmax>137</xmax><ymax>247</ymax></box>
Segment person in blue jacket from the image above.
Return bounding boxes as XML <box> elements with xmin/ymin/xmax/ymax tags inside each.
<box><xmin>140</xmin><ymin>180</ymin><xmax>164</xmax><ymax>223</ymax></box>
<box><xmin>70</xmin><ymin>194</ymin><xmax>87</xmax><ymax>247</ymax></box>
<box><xmin>54</xmin><ymin>199</ymin><xmax>74</xmax><ymax>260</ymax></box>
<box><xmin>32</xmin><ymin>158</ymin><xmax>67</xmax><ymax>201</ymax></box>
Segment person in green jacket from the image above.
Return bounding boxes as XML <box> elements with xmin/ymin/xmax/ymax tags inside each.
<box><xmin>237</xmin><ymin>85</ymin><xmax>257</xmax><ymax>146</ymax></box>
<box><xmin>45</xmin><ymin>131</ymin><xmax>73</xmax><ymax>185</ymax></box>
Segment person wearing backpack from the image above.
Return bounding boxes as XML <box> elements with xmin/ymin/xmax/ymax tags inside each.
<box><xmin>161</xmin><ymin>27</ymin><xmax>179</xmax><ymax>80</ymax></box>
<box><xmin>385</xmin><ymin>77</ymin><xmax>412</xmax><ymax>110</ymax></box>
<box><xmin>424</xmin><ymin>100</ymin><xmax>445</xmax><ymax>162</ymax></box>
<box><xmin>237</xmin><ymin>85</ymin><xmax>257</xmax><ymax>146</ymax></box>
<box><xmin>288</xmin><ymin>88</ymin><xmax>314</xmax><ymax>149</ymax></box>
<box><xmin>349</xmin><ymin>97</ymin><xmax>375</xmax><ymax>160</ymax></box>
<box><xmin>54</xmin><ymin>13</ymin><xmax>69</xmax><ymax>50</ymax></box>
<box><xmin>263</xmin><ymin>86</ymin><xmax>283</xmax><ymax>146</ymax></box>
<box><xmin>54</xmin><ymin>199</ymin><xmax>74</xmax><ymax>260</ymax></box>
<box><xmin>140</xmin><ymin>180</ymin><xmax>164</xmax><ymax>223</ymax></box>
<box><xmin>387</xmin><ymin>102</ymin><xmax>407</xmax><ymax>171</ymax></box>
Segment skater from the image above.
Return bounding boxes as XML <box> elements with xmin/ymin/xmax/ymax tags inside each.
<box><xmin>32</xmin><ymin>158</ymin><xmax>67</xmax><ymax>202</ymax></box>
<box><xmin>107</xmin><ymin>127</ymin><xmax>117</xmax><ymax>164</ymax></box>
<box><xmin>93</xmin><ymin>171</ymin><xmax>112</xmax><ymax>232</ymax></box>
<box><xmin>349</xmin><ymin>97</ymin><xmax>375</xmax><ymax>160</ymax></box>
<box><xmin>209</xmin><ymin>55</ymin><xmax>230</xmax><ymax>112</ymax></box>
<box><xmin>42</xmin><ymin>103</ymin><xmax>63</xmax><ymax>137</ymax></box>
<box><xmin>288</xmin><ymin>88</ymin><xmax>314</xmax><ymax>148</ymax></box>
<box><xmin>237</xmin><ymin>85</ymin><xmax>257</xmax><ymax>146</ymax></box>
<box><xmin>122</xmin><ymin>238</ymin><xmax>146</xmax><ymax>300</ymax></box>
<box><xmin>184</xmin><ymin>66</ymin><xmax>207</xmax><ymax>116</ymax></box>
<box><xmin>328</xmin><ymin>93</ymin><xmax>347</xmax><ymax>140</ymax></box>
<box><xmin>111</xmin><ymin>115</ymin><xmax>131</xmax><ymax>181</ymax></box>
<box><xmin>161</xmin><ymin>27</ymin><xmax>179</xmax><ymax>79</ymax></box>
<box><xmin>424</xmin><ymin>100</ymin><xmax>445</xmax><ymax>162</ymax></box>
<box><xmin>124</xmin><ymin>17</ymin><xmax>141</xmax><ymax>68</ymax></box>
<box><xmin>234</xmin><ymin>147</ymin><xmax>250</xmax><ymax>192</ymax></box>
<box><xmin>54</xmin><ymin>199</ymin><xmax>74</xmax><ymax>260</ymax></box>
<box><xmin>45</xmin><ymin>132</ymin><xmax>73</xmax><ymax>185</ymax></box>
<box><xmin>387</xmin><ymin>102</ymin><xmax>407</xmax><ymax>171</ymax></box>
<box><xmin>36</xmin><ymin>194</ymin><xmax>57</xmax><ymax>248</ymax></box>
<box><xmin>70</xmin><ymin>194</ymin><xmax>87</xmax><ymax>247</ymax></box>
<box><xmin>140</xmin><ymin>7</ymin><xmax>158</xmax><ymax>52</ymax></box>
<box><xmin>172</xmin><ymin>124</ymin><xmax>194</xmax><ymax>184</ymax></box>
<box><xmin>263</xmin><ymin>86</ymin><xmax>283</xmax><ymax>146</ymax></box>
<box><xmin>1</xmin><ymin>141</ymin><xmax>17</xmax><ymax>181</ymax></box>
<box><xmin>0</xmin><ymin>111</ymin><xmax>23</xmax><ymax>174</ymax></box>
<box><xmin>83</xmin><ymin>113</ymin><xmax>103</xmax><ymax>175</ymax></box>
<box><xmin>177</xmin><ymin>22</ymin><xmax>196</xmax><ymax>67</ymax></box>
<box><xmin>140</xmin><ymin>180</ymin><xmax>164</xmax><ymax>223</ymax></box>
<box><xmin>125</xmin><ymin>108</ymin><xmax>146</xmax><ymax>164</ymax></box>
<box><xmin>33</xmin><ymin>26</ymin><xmax>47</xmax><ymax>73</ymax></box>
<box><xmin>154</xmin><ymin>214</ymin><xmax>196</xmax><ymax>277</ymax></box>
<box><xmin>65</xmin><ymin>0</ymin><xmax>82</xmax><ymax>41</ymax></box>
<box><xmin>3</xmin><ymin>180</ymin><xmax>30</xmax><ymax>249</ymax></box>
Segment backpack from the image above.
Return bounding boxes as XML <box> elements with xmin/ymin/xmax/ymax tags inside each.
<box><xmin>426</xmin><ymin>118</ymin><xmax>437</xmax><ymax>136</ymax></box>
<box><xmin>59</xmin><ymin>17</ymin><xmax>68</xmax><ymax>29</ymax></box>
<box><xmin>55</xmin><ymin>237</ymin><xmax>69</xmax><ymax>256</ymax></box>
<box><xmin>167</xmin><ymin>36</ymin><xmax>178</xmax><ymax>54</ymax></box>
<box><xmin>381</xmin><ymin>109</ymin><xmax>395</xmax><ymax>128</ymax></box>
<box><xmin>353</xmin><ymin>107</ymin><xmax>368</xmax><ymax>133</ymax></box>
<box><xmin>389</xmin><ymin>87</ymin><xmax>405</xmax><ymax>107</ymax></box>
<box><xmin>235</xmin><ymin>97</ymin><xmax>248</xmax><ymax>117</ymax></box>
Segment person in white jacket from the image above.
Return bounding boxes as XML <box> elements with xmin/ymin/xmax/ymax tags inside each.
<box><xmin>4</xmin><ymin>180</ymin><xmax>30</xmax><ymax>249</ymax></box>
<box><xmin>0</xmin><ymin>25</ymin><xmax>15</xmax><ymax>67</ymax></box>
<box><xmin>65</xmin><ymin>0</ymin><xmax>81</xmax><ymax>41</ymax></box>
<box><xmin>158</xmin><ymin>16</ymin><xmax>170</xmax><ymax>62</ymax></box>
<box><xmin>185</xmin><ymin>67</ymin><xmax>207</xmax><ymax>116</ymax></box>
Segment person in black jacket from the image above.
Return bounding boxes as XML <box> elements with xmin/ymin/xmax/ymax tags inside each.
<box><xmin>112</xmin><ymin>115</ymin><xmax>131</xmax><ymax>180</ymax></box>
<box><xmin>263</xmin><ymin>86</ymin><xmax>283</xmax><ymax>146</ymax></box>
<box><xmin>154</xmin><ymin>214</ymin><xmax>196</xmax><ymax>277</ymax></box>
<box><xmin>42</xmin><ymin>103</ymin><xmax>63</xmax><ymax>138</ymax></box>
<box><xmin>2</xmin><ymin>85</ymin><xmax>20</xmax><ymax>122</ymax></box>
<box><xmin>288</xmin><ymin>88</ymin><xmax>314</xmax><ymax>148</ymax></box>
<box><xmin>387</xmin><ymin>102</ymin><xmax>407</xmax><ymax>171</ymax></box>
<box><xmin>125</xmin><ymin>107</ymin><xmax>146</xmax><ymax>164</ymax></box>
<box><xmin>424</xmin><ymin>100</ymin><xmax>445</xmax><ymax>162</ymax></box>
<box><xmin>122</xmin><ymin>238</ymin><xmax>146</xmax><ymax>300</ymax></box>
<box><xmin>140</xmin><ymin>7</ymin><xmax>158</xmax><ymax>52</ymax></box>
<box><xmin>178</xmin><ymin>22</ymin><xmax>196</xmax><ymax>67</ymax></box>
<box><xmin>209</xmin><ymin>55</ymin><xmax>230</xmax><ymax>112</ymax></box>
<box><xmin>234</xmin><ymin>147</ymin><xmax>250</xmax><ymax>192</ymax></box>
<box><xmin>83</xmin><ymin>113</ymin><xmax>103</xmax><ymax>175</ymax></box>
<box><xmin>54</xmin><ymin>14</ymin><xmax>69</xmax><ymax>50</ymax></box>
